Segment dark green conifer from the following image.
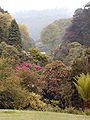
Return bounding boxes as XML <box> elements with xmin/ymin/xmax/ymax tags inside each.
<box><xmin>7</xmin><ymin>19</ymin><xmax>23</xmax><ymax>49</ymax></box>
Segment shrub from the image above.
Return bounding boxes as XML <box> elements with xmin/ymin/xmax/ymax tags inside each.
<box><xmin>71</xmin><ymin>57</ymin><xmax>87</xmax><ymax>77</ymax></box>
<box><xmin>0</xmin><ymin>76</ymin><xmax>45</xmax><ymax>110</ymax></box>
<box><xmin>28</xmin><ymin>48</ymin><xmax>49</xmax><ymax>67</ymax></box>
<box><xmin>16</xmin><ymin>62</ymin><xmax>42</xmax><ymax>93</ymax></box>
<box><xmin>40</xmin><ymin>60</ymin><xmax>72</xmax><ymax>108</ymax></box>
<box><xmin>17</xmin><ymin>69</ymin><xmax>41</xmax><ymax>93</ymax></box>
<box><xmin>0</xmin><ymin>42</ymin><xmax>20</xmax><ymax>66</ymax></box>
<box><xmin>0</xmin><ymin>75</ymin><xmax>28</xmax><ymax>109</ymax></box>
<box><xmin>24</xmin><ymin>92</ymin><xmax>46</xmax><ymax>111</ymax></box>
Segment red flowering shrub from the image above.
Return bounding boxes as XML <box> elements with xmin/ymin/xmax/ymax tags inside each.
<box><xmin>40</xmin><ymin>61</ymin><xmax>72</xmax><ymax>108</ymax></box>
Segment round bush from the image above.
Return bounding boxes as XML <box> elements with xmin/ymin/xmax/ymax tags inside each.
<box><xmin>40</xmin><ymin>60</ymin><xmax>72</xmax><ymax>108</ymax></box>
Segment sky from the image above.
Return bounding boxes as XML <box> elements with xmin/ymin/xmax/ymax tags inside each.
<box><xmin>0</xmin><ymin>0</ymin><xmax>89</xmax><ymax>14</ymax></box>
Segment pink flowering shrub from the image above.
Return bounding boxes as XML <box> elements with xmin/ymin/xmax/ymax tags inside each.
<box><xmin>40</xmin><ymin>60</ymin><xmax>72</xmax><ymax>108</ymax></box>
<box><xmin>16</xmin><ymin>62</ymin><xmax>42</xmax><ymax>71</ymax></box>
<box><xmin>16</xmin><ymin>62</ymin><xmax>42</xmax><ymax>93</ymax></box>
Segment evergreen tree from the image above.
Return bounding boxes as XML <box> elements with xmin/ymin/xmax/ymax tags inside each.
<box><xmin>7</xmin><ymin>19</ymin><xmax>23</xmax><ymax>49</ymax></box>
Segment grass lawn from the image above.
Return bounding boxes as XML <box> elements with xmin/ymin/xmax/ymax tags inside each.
<box><xmin>0</xmin><ymin>110</ymin><xmax>90</xmax><ymax>120</ymax></box>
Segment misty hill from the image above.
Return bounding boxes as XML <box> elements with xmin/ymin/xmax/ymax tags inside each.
<box><xmin>36</xmin><ymin>18</ymin><xmax>72</xmax><ymax>54</ymax></box>
<box><xmin>13</xmin><ymin>9</ymin><xmax>73</xmax><ymax>40</ymax></box>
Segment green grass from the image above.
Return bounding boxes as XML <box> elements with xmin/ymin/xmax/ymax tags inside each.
<box><xmin>0</xmin><ymin>110</ymin><xmax>90</xmax><ymax>120</ymax></box>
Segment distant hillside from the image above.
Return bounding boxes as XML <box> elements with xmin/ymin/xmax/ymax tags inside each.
<box><xmin>53</xmin><ymin>18</ymin><xmax>72</xmax><ymax>44</ymax></box>
<box><xmin>13</xmin><ymin>9</ymin><xmax>73</xmax><ymax>40</ymax></box>
<box><xmin>36</xmin><ymin>18</ymin><xmax>72</xmax><ymax>55</ymax></box>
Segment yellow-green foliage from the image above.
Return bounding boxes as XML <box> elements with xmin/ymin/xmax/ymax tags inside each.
<box><xmin>0</xmin><ymin>73</ymin><xmax>45</xmax><ymax>110</ymax></box>
<box><xmin>25</xmin><ymin>92</ymin><xmax>46</xmax><ymax>110</ymax></box>
<box><xmin>0</xmin><ymin>12</ymin><xmax>12</xmax><ymax>28</ymax></box>
<box><xmin>0</xmin><ymin>12</ymin><xmax>12</xmax><ymax>42</ymax></box>
<box><xmin>0</xmin><ymin>42</ymin><xmax>20</xmax><ymax>66</ymax></box>
<box><xmin>0</xmin><ymin>58</ymin><xmax>14</xmax><ymax>83</ymax></box>
<box><xmin>0</xmin><ymin>59</ymin><xmax>26</xmax><ymax>109</ymax></box>
<box><xmin>29</xmin><ymin>48</ymin><xmax>49</xmax><ymax>66</ymax></box>
<box><xmin>74</xmin><ymin>73</ymin><xmax>90</xmax><ymax>102</ymax></box>
<box><xmin>19</xmin><ymin>24</ymin><xmax>34</xmax><ymax>50</ymax></box>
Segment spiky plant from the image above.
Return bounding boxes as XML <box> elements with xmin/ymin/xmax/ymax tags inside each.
<box><xmin>74</xmin><ymin>73</ymin><xmax>90</xmax><ymax>109</ymax></box>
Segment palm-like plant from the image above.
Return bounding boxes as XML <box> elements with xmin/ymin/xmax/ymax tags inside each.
<box><xmin>74</xmin><ymin>73</ymin><xmax>90</xmax><ymax>109</ymax></box>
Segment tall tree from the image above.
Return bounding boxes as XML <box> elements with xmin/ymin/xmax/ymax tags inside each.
<box><xmin>62</xmin><ymin>8</ymin><xmax>90</xmax><ymax>48</ymax></box>
<box><xmin>7</xmin><ymin>19</ymin><xmax>23</xmax><ymax>50</ymax></box>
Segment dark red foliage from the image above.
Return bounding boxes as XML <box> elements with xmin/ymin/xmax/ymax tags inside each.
<box><xmin>63</xmin><ymin>8</ymin><xmax>90</xmax><ymax>47</ymax></box>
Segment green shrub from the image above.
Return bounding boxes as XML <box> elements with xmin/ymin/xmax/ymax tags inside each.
<box><xmin>0</xmin><ymin>75</ymin><xmax>28</xmax><ymax>109</ymax></box>
<box><xmin>28</xmin><ymin>48</ymin><xmax>49</xmax><ymax>67</ymax></box>
<box><xmin>71</xmin><ymin>57</ymin><xmax>87</xmax><ymax>77</ymax></box>
<box><xmin>0</xmin><ymin>73</ymin><xmax>45</xmax><ymax>110</ymax></box>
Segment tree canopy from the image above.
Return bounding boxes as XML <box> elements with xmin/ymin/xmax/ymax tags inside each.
<box><xmin>62</xmin><ymin>8</ymin><xmax>90</xmax><ymax>47</ymax></box>
<box><xmin>19</xmin><ymin>24</ymin><xmax>35</xmax><ymax>50</ymax></box>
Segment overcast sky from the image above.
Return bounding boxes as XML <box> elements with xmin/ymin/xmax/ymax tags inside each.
<box><xmin>0</xmin><ymin>0</ymin><xmax>89</xmax><ymax>14</ymax></box>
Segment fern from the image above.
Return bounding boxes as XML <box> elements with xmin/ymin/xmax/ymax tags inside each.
<box><xmin>73</xmin><ymin>73</ymin><xmax>90</xmax><ymax>102</ymax></box>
